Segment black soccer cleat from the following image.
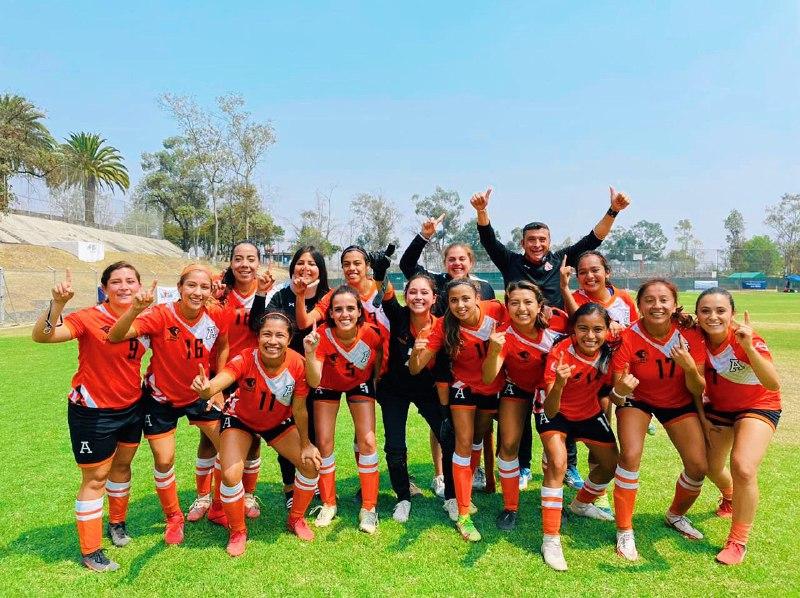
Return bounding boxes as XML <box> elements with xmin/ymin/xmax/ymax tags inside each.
<box><xmin>496</xmin><ymin>509</ymin><xmax>518</xmax><ymax>532</ymax></box>
<box><xmin>107</xmin><ymin>522</ymin><xmax>132</xmax><ymax>547</ymax></box>
<box><xmin>82</xmin><ymin>548</ymin><xmax>120</xmax><ymax>572</ymax></box>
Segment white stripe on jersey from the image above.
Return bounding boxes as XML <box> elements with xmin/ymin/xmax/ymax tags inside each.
<box><xmin>230</xmin><ymin>289</ymin><xmax>255</xmax><ymax>309</ymax></box>
<box><xmin>706</xmin><ymin>344</ymin><xmax>761</xmax><ymax>386</ymax></box>
<box><xmin>506</xmin><ymin>326</ymin><xmax>562</xmax><ymax>353</ymax></box>
<box><xmin>575</xmin><ymin>289</ymin><xmax>632</xmax><ymax>326</ymax></box>
<box><xmin>630</xmin><ymin>322</ymin><xmax>683</xmax><ymax>358</ymax></box>
<box><xmin>252</xmin><ymin>349</ymin><xmax>296</xmax><ymax>406</ymax></box>
<box><xmin>461</xmin><ymin>315</ymin><xmax>498</xmax><ymax>342</ymax></box>
<box><xmin>324</xmin><ymin>328</ymin><xmax>373</xmax><ymax>370</ymax></box>
<box><xmin>361</xmin><ymin>289</ymin><xmax>391</xmax><ymax>332</ymax></box>
<box><xmin>567</xmin><ymin>344</ymin><xmax>602</xmax><ymax>368</ymax></box>
<box><xmin>166</xmin><ymin>302</ymin><xmax>219</xmax><ymax>351</ymax></box>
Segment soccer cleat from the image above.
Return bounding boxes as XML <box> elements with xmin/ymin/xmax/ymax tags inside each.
<box><xmin>541</xmin><ymin>535</ymin><xmax>568</xmax><ymax>571</ymax></box>
<box><xmin>715</xmin><ymin>497</ymin><xmax>733</xmax><ymax>518</ymax></box>
<box><xmin>393</xmin><ymin>500</ymin><xmax>411</xmax><ymax>523</ymax></box>
<box><xmin>81</xmin><ymin>548</ymin><xmax>120</xmax><ymax>572</ymax></box>
<box><xmin>106</xmin><ymin>522</ymin><xmax>132</xmax><ymax>548</ymax></box>
<box><xmin>496</xmin><ymin>509</ymin><xmax>517</xmax><ymax>532</ymax></box>
<box><xmin>311</xmin><ymin>504</ymin><xmax>337</xmax><ymax>527</ymax></box>
<box><xmin>287</xmin><ymin>517</ymin><xmax>315</xmax><ymax>542</ymax></box>
<box><xmin>518</xmin><ymin>467</ymin><xmax>532</xmax><ymax>490</ymax></box>
<box><xmin>647</xmin><ymin>421</ymin><xmax>657</xmax><ymax>435</ymax></box>
<box><xmin>226</xmin><ymin>529</ymin><xmax>247</xmax><ymax>557</ymax></box>
<box><xmin>409</xmin><ymin>480</ymin><xmax>424</xmax><ymax>498</ymax></box>
<box><xmin>164</xmin><ymin>512</ymin><xmax>185</xmax><ymax>545</ymax></box>
<box><xmin>244</xmin><ymin>493</ymin><xmax>261</xmax><ymax>519</ymax></box>
<box><xmin>595</xmin><ymin>493</ymin><xmax>613</xmax><ymax>517</ymax></box>
<box><xmin>616</xmin><ymin>530</ymin><xmax>638</xmax><ymax>561</ymax></box>
<box><xmin>570</xmin><ymin>499</ymin><xmax>615</xmax><ymax>522</ymax></box>
<box><xmin>359</xmin><ymin>508</ymin><xmax>379</xmax><ymax>534</ymax></box>
<box><xmin>472</xmin><ymin>466</ymin><xmax>487</xmax><ymax>490</ymax></box>
<box><xmin>284</xmin><ymin>490</ymin><xmax>294</xmax><ymax>511</ymax></box>
<box><xmin>564</xmin><ymin>465</ymin><xmax>584</xmax><ymax>490</ymax></box>
<box><xmin>665</xmin><ymin>512</ymin><xmax>704</xmax><ymax>540</ymax></box>
<box><xmin>443</xmin><ymin>498</ymin><xmax>478</xmax><ymax>522</ymax></box>
<box><xmin>456</xmin><ymin>515</ymin><xmax>481</xmax><ymax>542</ymax></box>
<box><xmin>716</xmin><ymin>540</ymin><xmax>747</xmax><ymax>565</ymax></box>
<box><xmin>430</xmin><ymin>475</ymin><xmax>445</xmax><ymax>499</ymax></box>
<box><xmin>207</xmin><ymin>501</ymin><xmax>229</xmax><ymax>528</ymax></box>
<box><xmin>186</xmin><ymin>494</ymin><xmax>211</xmax><ymax>522</ymax></box>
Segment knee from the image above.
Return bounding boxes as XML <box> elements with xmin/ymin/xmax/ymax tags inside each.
<box><xmin>618</xmin><ymin>450</ymin><xmax>641</xmax><ymax>473</ymax></box>
<box><xmin>222</xmin><ymin>470</ymin><xmax>241</xmax><ymax>488</ymax></box>
<box><xmin>82</xmin><ymin>475</ymin><xmax>107</xmax><ymax>494</ymax></box>
<box><xmin>358</xmin><ymin>435</ymin><xmax>377</xmax><ymax>455</ymax></box>
<box><xmin>153</xmin><ymin>456</ymin><xmax>175</xmax><ymax>472</ymax></box>
<box><xmin>684</xmin><ymin>456</ymin><xmax>708</xmax><ymax>480</ymax></box>
<box><xmin>298</xmin><ymin>461</ymin><xmax>319</xmax><ymax>479</ymax></box>
<box><xmin>731</xmin><ymin>456</ymin><xmax>757</xmax><ymax>485</ymax></box>
<box><xmin>549</xmin><ymin>455</ymin><xmax>567</xmax><ymax>478</ymax></box>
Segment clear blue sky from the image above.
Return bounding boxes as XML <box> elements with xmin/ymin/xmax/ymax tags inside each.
<box><xmin>2</xmin><ymin>1</ymin><xmax>798</xmax><ymax>253</ymax></box>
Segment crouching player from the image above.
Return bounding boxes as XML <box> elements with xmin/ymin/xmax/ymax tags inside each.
<box><xmin>191</xmin><ymin>312</ymin><xmax>321</xmax><ymax>556</ymax></box>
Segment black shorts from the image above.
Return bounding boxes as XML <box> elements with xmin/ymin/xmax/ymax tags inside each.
<box><xmin>220</xmin><ymin>413</ymin><xmax>296</xmax><ymax>444</ymax></box>
<box><xmin>68</xmin><ymin>400</ymin><xmax>143</xmax><ymax>467</ymax></box>
<box><xmin>616</xmin><ymin>398</ymin><xmax>697</xmax><ymax>427</ymax></box>
<box><xmin>449</xmin><ymin>383</ymin><xmax>499</xmax><ymax>412</ymax></box>
<box><xmin>142</xmin><ymin>389</ymin><xmax>221</xmax><ymax>438</ymax></box>
<box><xmin>705</xmin><ymin>406</ymin><xmax>781</xmax><ymax>430</ymax></box>
<box><xmin>499</xmin><ymin>381</ymin><xmax>536</xmax><ymax>404</ymax></box>
<box><xmin>313</xmin><ymin>379</ymin><xmax>376</xmax><ymax>404</ymax></box>
<box><xmin>534</xmin><ymin>410</ymin><xmax>616</xmax><ymax>446</ymax></box>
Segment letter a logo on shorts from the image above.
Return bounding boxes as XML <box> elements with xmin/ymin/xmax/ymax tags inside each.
<box><xmin>223</xmin><ymin>417</ymin><xmax>231</xmax><ymax>429</ymax></box>
<box><xmin>454</xmin><ymin>388</ymin><xmax>465</xmax><ymax>400</ymax></box>
<box><xmin>79</xmin><ymin>441</ymin><xmax>92</xmax><ymax>454</ymax></box>
<box><xmin>360</xmin><ymin>383</ymin><xmax>369</xmax><ymax>394</ymax></box>
<box><xmin>144</xmin><ymin>414</ymin><xmax>152</xmax><ymax>427</ymax></box>
<box><xmin>538</xmin><ymin>413</ymin><xmax>549</xmax><ymax>425</ymax></box>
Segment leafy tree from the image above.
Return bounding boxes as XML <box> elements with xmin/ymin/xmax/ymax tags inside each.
<box><xmin>604</xmin><ymin>220</ymin><xmax>667</xmax><ymax>261</ymax></box>
<box><xmin>741</xmin><ymin>235</ymin><xmax>783</xmax><ymax>275</ymax></box>
<box><xmin>666</xmin><ymin>249</ymin><xmax>698</xmax><ymax>275</ymax></box>
<box><xmin>450</xmin><ymin>217</ymin><xmax>496</xmax><ymax>262</ymax></box>
<box><xmin>59</xmin><ymin>132</ymin><xmax>129</xmax><ymax>225</ymax></box>
<box><xmin>0</xmin><ymin>94</ymin><xmax>58</xmax><ymax>211</ymax></box>
<box><xmin>764</xmin><ymin>193</ymin><xmax>800</xmax><ymax>273</ymax></box>
<box><xmin>723</xmin><ymin>209</ymin><xmax>746</xmax><ymax>271</ymax></box>
<box><xmin>289</xmin><ymin>189</ymin><xmax>340</xmax><ymax>257</ymax></box>
<box><xmin>349</xmin><ymin>192</ymin><xmax>400</xmax><ymax>251</ymax></box>
<box><xmin>216</xmin><ymin>197</ymin><xmax>284</xmax><ymax>256</ymax></box>
<box><xmin>504</xmin><ymin>227</ymin><xmax>523</xmax><ymax>252</ymax></box>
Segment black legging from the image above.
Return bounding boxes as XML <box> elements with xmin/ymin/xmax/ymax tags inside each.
<box><xmin>278</xmin><ymin>393</ymin><xmax>316</xmax><ymax>487</ymax></box>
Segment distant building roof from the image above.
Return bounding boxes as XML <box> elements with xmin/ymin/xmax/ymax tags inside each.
<box><xmin>727</xmin><ymin>272</ymin><xmax>765</xmax><ymax>279</ymax></box>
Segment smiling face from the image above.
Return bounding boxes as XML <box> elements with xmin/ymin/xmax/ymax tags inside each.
<box><xmin>577</xmin><ymin>254</ymin><xmax>610</xmax><ymax>295</ymax></box>
<box><xmin>231</xmin><ymin>243</ymin><xmax>259</xmax><ymax>286</ymax></box>
<box><xmin>447</xmin><ymin>284</ymin><xmax>479</xmax><ymax>323</ymax></box>
<box><xmin>506</xmin><ymin>288</ymin><xmax>540</xmax><ymax>329</ymax></box>
<box><xmin>638</xmin><ymin>282</ymin><xmax>677</xmax><ymax>328</ymax></box>
<box><xmin>444</xmin><ymin>245</ymin><xmax>474</xmax><ymax>279</ymax></box>
<box><xmin>178</xmin><ymin>270</ymin><xmax>212</xmax><ymax>310</ymax></box>
<box><xmin>405</xmin><ymin>277</ymin><xmax>436</xmax><ymax>315</ymax></box>
<box><xmin>330</xmin><ymin>293</ymin><xmax>361</xmax><ymax>333</ymax></box>
<box><xmin>572</xmin><ymin>312</ymin><xmax>608</xmax><ymax>356</ymax></box>
<box><xmin>103</xmin><ymin>267</ymin><xmax>141</xmax><ymax>309</ymax></box>
<box><xmin>522</xmin><ymin>227</ymin><xmax>550</xmax><ymax>264</ymax></box>
<box><xmin>293</xmin><ymin>251</ymin><xmax>320</xmax><ymax>285</ymax></box>
<box><xmin>258</xmin><ymin>318</ymin><xmax>291</xmax><ymax>361</ymax></box>
<box><xmin>341</xmin><ymin>250</ymin><xmax>368</xmax><ymax>287</ymax></box>
<box><xmin>696</xmin><ymin>293</ymin><xmax>734</xmax><ymax>337</ymax></box>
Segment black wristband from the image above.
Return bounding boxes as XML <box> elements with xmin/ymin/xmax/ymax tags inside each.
<box><xmin>606</xmin><ymin>207</ymin><xmax>619</xmax><ymax>218</ymax></box>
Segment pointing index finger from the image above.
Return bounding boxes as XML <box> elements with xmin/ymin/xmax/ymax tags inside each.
<box><xmin>435</xmin><ymin>213</ymin><xmax>446</xmax><ymax>226</ymax></box>
<box><xmin>198</xmin><ymin>364</ymin><xmax>206</xmax><ymax>378</ymax></box>
<box><xmin>485</xmin><ymin>187</ymin><xmax>493</xmax><ymax>200</ymax></box>
<box><xmin>151</xmin><ymin>279</ymin><xmax>158</xmax><ymax>292</ymax></box>
<box><xmin>65</xmin><ymin>267</ymin><xmax>73</xmax><ymax>283</ymax></box>
<box><xmin>743</xmin><ymin>310</ymin><xmax>751</xmax><ymax>325</ymax></box>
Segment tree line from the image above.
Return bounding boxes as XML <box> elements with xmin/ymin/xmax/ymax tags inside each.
<box><xmin>2</xmin><ymin>92</ymin><xmax>798</xmax><ymax>274</ymax></box>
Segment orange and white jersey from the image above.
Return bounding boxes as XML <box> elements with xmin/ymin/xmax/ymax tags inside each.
<box><xmin>220</xmin><ymin>288</ymin><xmax>258</xmax><ymax>356</ymax></box>
<box><xmin>612</xmin><ymin>322</ymin><xmax>705</xmax><ymax>409</ymax></box>
<box><xmin>544</xmin><ymin>338</ymin><xmax>611</xmax><ymax>420</ymax></box>
<box><xmin>704</xmin><ymin>329</ymin><xmax>781</xmax><ymax>412</ymax></box>
<box><xmin>315</xmin><ymin>322</ymin><xmax>383</xmax><ymax>391</ymax></box>
<box><xmin>572</xmin><ymin>285</ymin><xmax>638</xmax><ymax>327</ymax></box>
<box><xmin>134</xmin><ymin>301</ymin><xmax>229</xmax><ymax>408</ymax></box>
<box><xmin>63</xmin><ymin>304</ymin><xmax>149</xmax><ymax>410</ymax></box>
<box><xmin>427</xmin><ymin>300</ymin><xmax>509</xmax><ymax>395</ymax></box>
<box><xmin>222</xmin><ymin>348</ymin><xmax>309</xmax><ymax>431</ymax></box>
<box><xmin>501</xmin><ymin>325</ymin><xmax>566</xmax><ymax>393</ymax></box>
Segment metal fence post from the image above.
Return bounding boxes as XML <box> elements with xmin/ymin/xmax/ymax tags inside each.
<box><xmin>0</xmin><ymin>267</ymin><xmax>5</xmax><ymax>326</ymax></box>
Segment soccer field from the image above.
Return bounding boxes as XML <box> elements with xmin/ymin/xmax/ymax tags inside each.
<box><xmin>0</xmin><ymin>292</ymin><xmax>798</xmax><ymax>597</ymax></box>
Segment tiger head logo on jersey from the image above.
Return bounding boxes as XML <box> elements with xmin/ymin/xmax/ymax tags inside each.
<box><xmin>244</xmin><ymin>377</ymin><xmax>256</xmax><ymax>390</ymax></box>
<box><xmin>518</xmin><ymin>350</ymin><xmax>531</xmax><ymax>361</ymax></box>
<box><xmin>635</xmin><ymin>349</ymin><xmax>648</xmax><ymax>363</ymax></box>
<box><xmin>167</xmin><ymin>326</ymin><xmax>180</xmax><ymax>341</ymax></box>
<box><xmin>100</xmin><ymin>325</ymin><xmax>111</xmax><ymax>334</ymax></box>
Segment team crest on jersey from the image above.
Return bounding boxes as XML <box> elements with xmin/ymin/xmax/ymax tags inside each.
<box><xmin>244</xmin><ymin>377</ymin><xmax>256</xmax><ymax>390</ymax></box>
<box><xmin>518</xmin><ymin>350</ymin><xmax>531</xmax><ymax>361</ymax></box>
<box><xmin>729</xmin><ymin>359</ymin><xmax>747</xmax><ymax>373</ymax></box>
<box><xmin>544</xmin><ymin>261</ymin><xmax>553</xmax><ymax>271</ymax></box>
<box><xmin>635</xmin><ymin>349</ymin><xmax>648</xmax><ymax>363</ymax></box>
<box><xmin>167</xmin><ymin>326</ymin><xmax>180</xmax><ymax>341</ymax></box>
<box><xmin>100</xmin><ymin>325</ymin><xmax>111</xmax><ymax>334</ymax></box>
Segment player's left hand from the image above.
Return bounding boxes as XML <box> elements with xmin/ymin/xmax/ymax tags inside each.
<box><xmin>300</xmin><ymin>443</ymin><xmax>322</xmax><ymax>469</ymax></box>
<box><xmin>205</xmin><ymin>391</ymin><xmax>225</xmax><ymax>412</ymax></box>
<box><xmin>609</xmin><ymin>320</ymin><xmax>625</xmax><ymax>339</ymax></box>
<box><xmin>559</xmin><ymin>255</ymin><xmax>573</xmax><ymax>290</ymax></box>
<box><xmin>670</xmin><ymin>336</ymin><xmax>695</xmax><ymax>371</ymax></box>
<box><xmin>212</xmin><ymin>278</ymin><xmax>227</xmax><ymax>299</ymax></box>
<box><xmin>470</xmin><ymin>187</ymin><xmax>492</xmax><ymax>211</ymax></box>
<box><xmin>609</xmin><ymin>186</ymin><xmax>631</xmax><ymax>212</ymax></box>
<box><xmin>734</xmin><ymin>311</ymin><xmax>754</xmax><ymax>349</ymax></box>
<box><xmin>257</xmin><ymin>267</ymin><xmax>275</xmax><ymax>294</ymax></box>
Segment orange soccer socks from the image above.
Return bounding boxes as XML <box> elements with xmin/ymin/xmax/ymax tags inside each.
<box><xmin>498</xmin><ymin>457</ymin><xmax>520</xmax><ymax>512</ymax></box>
<box><xmin>613</xmin><ymin>465</ymin><xmax>639</xmax><ymax>530</ymax></box>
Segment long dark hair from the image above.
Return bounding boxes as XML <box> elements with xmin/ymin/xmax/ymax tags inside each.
<box><xmin>325</xmin><ymin>285</ymin><xmax>366</xmax><ymax>329</ymax></box>
<box><xmin>694</xmin><ymin>287</ymin><xmax>735</xmax><ymax>339</ymax></box>
<box><xmin>290</xmin><ymin>245</ymin><xmax>330</xmax><ymax>302</ymax></box>
<box><xmin>444</xmin><ymin>278</ymin><xmax>480</xmax><ymax>360</ymax></box>
<box><xmin>636</xmin><ymin>277</ymin><xmax>695</xmax><ymax>328</ymax></box>
<box><xmin>569</xmin><ymin>302</ymin><xmax>612</xmax><ymax>374</ymax></box>
<box><xmin>576</xmin><ymin>250</ymin><xmax>612</xmax><ymax>284</ymax></box>
<box><xmin>220</xmin><ymin>240</ymin><xmax>261</xmax><ymax>304</ymax></box>
<box><xmin>504</xmin><ymin>280</ymin><xmax>548</xmax><ymax>330</ymax></box>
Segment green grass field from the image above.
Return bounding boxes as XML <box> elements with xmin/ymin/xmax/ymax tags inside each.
<box><xmin>1</xmin><ymin>292</ymin><xmax>798</xmax><ymax>597</ymax></box>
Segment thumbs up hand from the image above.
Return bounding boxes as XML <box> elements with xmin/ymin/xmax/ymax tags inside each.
<box><xmin>613</xmin><ymin>363</ymin><xmax>639</xmax><ymax>402</ymax></box>
<box><xmin>554</xmin><ymin>352</ymin><xmax>576</xmax><ymax>387</ymax></box>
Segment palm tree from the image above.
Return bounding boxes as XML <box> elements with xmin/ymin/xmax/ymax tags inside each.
<box><xmin>60</xmin><ymin>132</ymin><xmax>129</xmax><ymax>224</ymax></box>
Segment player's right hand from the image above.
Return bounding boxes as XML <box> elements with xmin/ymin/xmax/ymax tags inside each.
<box><xmin>470</xmin><ymin>187</ymin><xmax>492</xmax><ymax>211</ymax></box>
<box><xmin>51</xmin><ymin>268</ymin><xmax>75</xmax><ymax>304</ymax></box>
<box><xmin>488</xmin><ymin>322</ymin><xmax>506</xmax><ymax>354</ymax></box>
<box><xmin>132</xmin><ymin>279</ymin><xmax>157</xmax><ymax>312</ymax></box>
<box><xmin>421</xmin><ymin>213</ymin><xmax>445</xmax><ymax>239</ymax></box>
<box><xmin>191</xmin><ymin>364</ymin><xmax>212</xmax><ymax>398</ymax></box>
<box><xmin>614</xmin><ymin>364</ymin><xmax>639</xmax><ymax>397</ymax></box>
<box><xmin>303</xmin><ymin>320</ymin><xmax>320</xmax><ymax>353</ymax></box>
<box><xmin>413</xmin><ymin>323</ymin><xmax>431</xmax><ymax>351</ymax></box>
<box><xmin>301</xmin><ymin>443</ymin><xmax>323</xmax><ymax>469</ymax></box>
<box><xmin>554</xmin><ymin>352</ymin><xmax>575</xmax><ymax>386</ymax></box>
<box><xmin>559</xmin><ymin>255</ymin><xmax>573</xmax><ymax>289</ymax></box>
<box><xmin>293</xmin><ymin>276</ymin><xmax>319</xmax><ymax>296</ymax></box>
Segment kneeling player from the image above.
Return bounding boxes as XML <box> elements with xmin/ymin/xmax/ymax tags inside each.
<box><xmin>192</xmin><ymin>312</ymin><xmax>321</xmax><ymax>556</ymax></box>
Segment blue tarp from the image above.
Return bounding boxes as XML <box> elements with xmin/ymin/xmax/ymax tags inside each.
<box><xmin>785</xmin><ymin>274</ymin><xmax>800</xmax><ymax>283</ymax></box>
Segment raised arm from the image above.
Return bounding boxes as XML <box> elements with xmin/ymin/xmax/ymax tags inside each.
<box><xmin>107</xmin><ymin>280</ymin><xmax>157</xmax><ymax>342</ymax></box>
<box><xmin>481</xmin><ymin>324</ymin><xmax>506</xmax><ymax>384</ymax></box>
<box><xmin>558</xmin><ymin>256</ymin><xmax>580</xmax><ymax>316</ymax></box>
<box><xmin>592</xmin><ymin>186</ymin><xmax>631</xmax><ymax>241</ymax></box>
<box><xmin>31</xmin><ymin>268</ymin><xmax>76</xmax><ymax>343</ymax></box>
<box><xmin>294</xmin><ymin>279</ymin><xmax>323</xmax><ymax>330</ymax></box>
<box><xmin>400</xmin><ymin>214</ymin><xmax>445</xmax><ymax>279</ymax></box>
<box><xmin>471</xmin><ymin>188</ymin><xmax>512</xmax><ymax>273</ymax></box>
<box><xmin>191</xmin><ymin>364</ymin><xmax>236</xmax><ymax>399</ymax></box>
<box><xmin>736</xmin><ymin>312</ymin><xmax>780</xmax><ymax>391</ymax></box>
<box><xmin>302</xmin><ymin>322</ymin><xmax>323</xmax><ymax>388</ymax></box>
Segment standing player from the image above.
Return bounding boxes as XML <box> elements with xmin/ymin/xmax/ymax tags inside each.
<box><xmin>108</xmin><ymin>264</ymin><xmax>230</xmax><ymax>546</ymax></box>
<box><xmin>250</xmin><ymin>245</ymin><xmax>330</xmax><ymax>510</ymax></box>
<box><xmin>304</xmin><ymin>286</ymin><xmax>384</xmax><ymax>533</ymax></box>
<box><xmin>609</xmin><ymin>278</ymin><xmax>707</xmax><ymax>560</ymax></box>
<box><xmin>32</xmin><ymin>263</ymin><xmax>149</xmax><ymax>572</ymax></box>
<box><xmin>538</xmin><ymin>303</ymin><xmax>619</xmax><ymax>570</ymax></box>
<box><xmin>471</xmin><ymin>186</ymin><xmax>631</xmax><ymax>489</ymax></box>
<box><xmin>191</xmin><ymin>312</ymin><xmax>321</xmax><ymax>556</ymax></box>
<box><xmin>481</xmin><ymin>281</ymin><xmax>567</xmax><ymax>531</ymax></box>
<box><xmin>410</xmin><ymin>279</ymin><xmax>508</xmax><ymax>541</ymax></box>
<box><xmin>695</xmin><ymin>288</ymin><xmax>781</xmax><ymax>565</ymax></box>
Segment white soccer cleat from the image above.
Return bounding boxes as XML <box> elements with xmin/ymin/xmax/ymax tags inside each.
<box><xmin>430</xmin><ymin>475</ymin><xmax>445</xmax><ymax>499</ymax></box>
<box><xmin>186</xmin><ymin>494</ymin><xmax>212</xmax><ymax>522</ymax></box>
<box><xmin>541</xmin><ymin>535</ymin><xmax>568</xmax><ymax>571</ymax></box>
<box><xmin>569</xmin><ymin>499</ymin><xmax>615</xmax><ymax>521</ymax></box>
<box><xmin>311</xmin><ymin>504</ymin><xmax>337</xmax><ymax>528</ymax></box>
<box><xmin>393</xmin><ymin>500</ymin><xmax>411</xmax><ymax>523</ymax></box>
<box><xmin>665</xmin><ymin>512</ymin><xmax>704</xmax><ymax>540</ymax></box>
<box><xmin>359</xmin><ymin>507</ymin><xmax>379</xmax><ymax>534</ymax></box>
<box><xmin>244</xmin><ymin>493</ymin><xmax>261</xmax><ymax>519</ymax></box>
<box><xmin>616</xmin><ymin>530</ymin><xmax>639</xmax><ymax>561</ymax></box>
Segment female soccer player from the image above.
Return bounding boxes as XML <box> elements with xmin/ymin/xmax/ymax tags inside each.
<box><xmin>304</xmin><ymin>286</ymin><xmax>384</xmax><ymax>533</ymax></box>
<box><xmin>108</xmin><ymin>264</ymin><xmax>230</xmax><ymax>546</ymax></box>
<box><xmin>376</xmin><ymin>272</ymin><xmax>456</xmax><ymax>522</ymax></box>
<box><xmin>32</xmin><ymin>263</ymin><xmax>149</xmax><ymax>572</ymax></box>
<box><xmin>537</xmin><ymin>303</ymin><xmax>619</xmax><ymax>570</ymax></box>
<box><xmin>609</xmin><ymin>278</ymin><xmax>707</xmax><ymax>561</ymax></box>
<box><xmin>410</xmin><ymin>279</ymin><xmax>508</xmax><ymax>541</ymax></box>
<box><xmin>190</xmin><ymin>241</ymin><xmax>273</xmax><ymax>523</ymax></box>
<box><xmin>191</xmin><ymin>312</ymin><xmax>321</xmax><ymax>556</ymax></box>
<box><xmin>250</xmin><ymin>245</ymin><xmax>330</xmax><ymax>510</ymax></box>
<box><xmin>481</xmin><ymin>281</ymin><xmax>567</xmax><ymax>532</ymax></box>
<box><xmin>695</xmin><ymin>288</ymin><xmax>781</xmax><ymax>565</ymax></box>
